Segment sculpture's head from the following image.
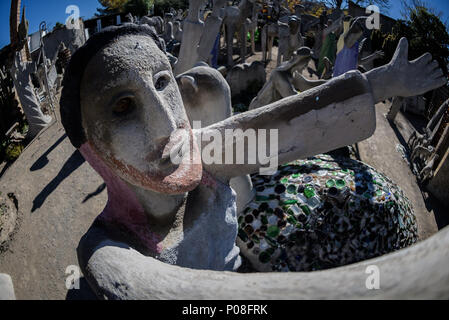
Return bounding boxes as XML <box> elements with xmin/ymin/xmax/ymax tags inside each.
<box><xmin>294</xmin><ymin>4</ymin><xmax>305</xmax><ymax>15</ymax></box>
<box><xmin>342</xmin><ymin>15</ymin><xmax>353</xmax><ymax>34</ymax></box>
<box><xmin>164</xmin><ymin>13</ymin><xmax>174</xmax><ymax>22</ymax></box>
<box><xmin>281</xmin><ymin>47</ymin><xmax>312</xmax><ymax>73</ymax></box>
<box><xmin>288</xmin><ymin>15</ymin><xmax>301</xmax><ymax>34</ymax></box>
<box><xmin>60</xmin><ymin>25</ymin><xmax>202</xmax><ymax>196</ymax></box>
<box><xmin>177</xmin><ymin>66</ymin><xmax>232</xmax><ymax>128</ymax></box>
<box><xmin>346</xmin><ymin>17</ymin><xmax>365</xmax><ymax>43</ymax></box>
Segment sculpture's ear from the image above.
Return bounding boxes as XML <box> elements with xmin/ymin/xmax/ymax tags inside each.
<box><xmin>177</xmin><ymin>75</ymin><xmax>198</xmax><ymax>93</ymax></box>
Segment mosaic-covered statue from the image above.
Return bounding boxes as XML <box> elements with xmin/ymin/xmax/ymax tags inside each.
<box><xmin>59</xmin><ymin>24</ymin><xmax>445</xmax><ymax>298</ymax></box>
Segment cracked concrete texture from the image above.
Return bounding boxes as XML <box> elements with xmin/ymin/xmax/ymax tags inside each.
<box><xmin>0</xmin><ymin>122</ymin><xmax>106</xmax><ymax>299</ymax></box>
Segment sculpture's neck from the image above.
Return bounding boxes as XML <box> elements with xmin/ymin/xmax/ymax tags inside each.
<box><xmin>79</xmin><ymin>143</ymin><xmax>185</xmax><ymax>253</ymax></box>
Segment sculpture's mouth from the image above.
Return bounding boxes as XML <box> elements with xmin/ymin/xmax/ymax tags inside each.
<box><xmin>90</xmin><ymin>127</ymin><xmax>203</xmax><ymax>195</ymax></box>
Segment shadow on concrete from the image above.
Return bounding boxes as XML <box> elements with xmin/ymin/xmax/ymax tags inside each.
<box><xmin>83</xmin><ymin>183</ymin><xmax>106</xmax><ymax>204</ymax></box>
<box><xmin>0</xmin><ymin>161</ymin><xmax>13</xmax><ymax>179</ymax></box>
<box><xmin>389</xmin><ymin>119</ymin><xmax>411</xmax><ymax>156</ymax></box>
<box><xmin>65</xmin><ymin>277</ymin><xmax>98</xmax><ymax>300</ymax></box>
<box><xmin>30</xmin><ymin>134</ymin><xmax>67</xmax><ymax>172</ymax></box>
<box><xmin>389</xmin><ymin>117</ymin><xmax>449</xmax><ymax>230</ymax></box>
<box><xmin>31</xmin><ymin>150</ymin><xmax>85</xmax><ymax>212</ymax></box>
<box><xmin>422</xmin><ymin>187</ymin><xmax>449</xmax><ymax>230</ymax></box>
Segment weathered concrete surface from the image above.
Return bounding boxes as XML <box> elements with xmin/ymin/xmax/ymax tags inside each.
<box><xmin>0</xmin><ymin>274</ymin><xmax>15</xmax><ymax>300</ymax></box>
<box><xmin>356</xmin><ymin>102</ymin><xmax>438</xmax><ymax>239</ymax></box>
<box><xmin>0</xmin><ymin>194</ymin><xmax>17</xmax><ymax>249</ymax></box>
<box><xmin>81</xmin><ymin>224</ymin><xmax>449</xmax><ymax>299</ymax></box>
<box><xmin>0</xmin><ymin>122</ymin><xmax>106</xmax><ymax>299</ymax></box>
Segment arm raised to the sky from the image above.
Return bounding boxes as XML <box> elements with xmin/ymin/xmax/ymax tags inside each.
<box><xmin>198</xmin><ymin>38</ymin><xmax>447</xmax><ymax>181</ymax></box>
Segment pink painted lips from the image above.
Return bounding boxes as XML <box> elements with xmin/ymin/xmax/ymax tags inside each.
<box><xmin>91</xmin><ymin>127</ymin><xmax>203</xmax><ymax>195</ymax></box>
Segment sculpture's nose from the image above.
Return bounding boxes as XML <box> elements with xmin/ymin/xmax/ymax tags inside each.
<box><xmin>161</xmin><ymin>129</ymin><xmax>188</xmax><ymax>162</ymax></box>
<box><xmin>141</xmin><ymin>88</ymin><xmax>179</xmax><ymax>143</ymax></box>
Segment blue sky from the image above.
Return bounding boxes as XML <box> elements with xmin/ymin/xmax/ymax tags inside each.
<box><xmin>0</xmin><ymin>0</ymin><xmax>99</xmax><ymax>48</ymax></box>
<box><xmin>1</xmin><ymin>0</ymin><xmax>449</xmax><ymax>49</ymax></box>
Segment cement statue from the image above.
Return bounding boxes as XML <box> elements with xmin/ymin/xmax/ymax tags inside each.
<box><xmin>59</xmin><ymin>24</ymin><xmax>446</xmax><ymax>299</ymax></box>
<box><xmin>249</xmin><ymin>47</ymin><xmax>326</xmax><ymax>110</ymax></box>
<box><xmin>197</xmin><ymin>0</ymin><xmax>227</xmax><ymax>65</ymax></box>
<box><xmin>176</xmin><ymin>65</ymin><xmax>255</xmax><ymax>214</ymax></box>
<box><xmin>140</xmin><ymin>15</ymin><xmax>164</xmax><ymax>35</ymax></box>
<box><xmin>175</xmin><ymin>0</ymin><xmax>207</xmax><ymax>74</ymax></box>
<box><xmin>277</xmin><ymin>16</ymin><xmax>304</xmax><ymax>66</ymax></box>
<box><xmin>222</xmin><ymin>0</ymin><xmax>255</xmax><ymax>66</ymax></box>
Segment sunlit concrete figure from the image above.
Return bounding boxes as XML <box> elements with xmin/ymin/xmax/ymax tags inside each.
<box><xmin>59</xmin><ymin>24</ymin><xmax>446</xmax><ymax>299</ymax></box>
<box><xmin>249</xmin><ymin>47</ymin><xmax>326</xmax><ymax>110</ymax></box>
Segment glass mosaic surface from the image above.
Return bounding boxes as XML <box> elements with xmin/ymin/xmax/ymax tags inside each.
<box><xmin>237</xmin><ymin>154</ymin><xmax>418</xmax><ymax>272</ymax></box>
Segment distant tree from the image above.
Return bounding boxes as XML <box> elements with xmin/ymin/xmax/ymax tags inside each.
<box><xmin>125</xmin><ymin>0</ymin><xmax>154</xmax><ymax>17</ymax></box>
<box><xmin>53</xmin><ymin>22</ymin><xmax>65</xmax><ymax>31</ymax></box>
<box><xmin>97</xmin><ymin>0</ymin><xmax>129</xmax><ymax>15</ymax></box>
<box><xmin>400</xmin><ymin>0</ymin><xmax>448</xmax><ymax>26</ymax></box>
<box><xmin>375</xmin><ymin>4</ymin><xmax>449</xmax><ymax>75</ymax></box>
<box><xmin>320</xmin><ymin>0</ymin><xmax>390</xmax><ymax>11</ymax></box>
<box><xmin>153</xmin><ymin>0</ymin><xmax>188</xmax><ymax>16</ymax></box>
<box><xmin>97</xmin><ymin>0</ymin><xmax>154</xmax><ymax>17</ymax></box>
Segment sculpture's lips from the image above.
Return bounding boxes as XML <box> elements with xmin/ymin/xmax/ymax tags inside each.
<box><xmin>93</xmin><ymin>128</ymin><xmax>203</xmax><ymax>195</ymax></box>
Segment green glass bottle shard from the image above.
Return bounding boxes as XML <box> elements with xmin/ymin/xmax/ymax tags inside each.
<box><xmin>304</xmin><ymin>186</ymin><xmax>315</xmax><ymax>198</ymax></box>
<box><xmin>326</xmin><ymin>179</ymin><xmax>335</xmax><ymax>188</ymax></box>
<box><xmin>300</xmin><ymin>205</ymin><xmax>311</xmax><ymax>215</ymax></box>
<box><xmin>259</xmin><ymin>251</ymin><xmax>271</xmax><ymax>263</ymax></box>
<box><xmin>267</xmin><ymin>225</ymin><xmax>280</xmax><ymax>238</ymax></box>
<box><xmin>336</xmin><ymin>179</ymin><xmax>346</xmax><ymax>188</ymax></box>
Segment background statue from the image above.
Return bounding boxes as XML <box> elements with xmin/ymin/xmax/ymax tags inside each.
<box><xmin>222</xmin><ymin>0</ymin><xmax>255</xmax><ymax>66</ymax></box>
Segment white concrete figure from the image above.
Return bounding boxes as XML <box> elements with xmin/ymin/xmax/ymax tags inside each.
<box><xmin>58</xmin><ymin>24</ymin><xmax>446</xmax><ymax>298</ymax></box>
<box><xmin>173</xmin><ymin>21</ymin><xmax>183</xmax><ymax>42</ymax></box>
<box><xmin>175</xmin><ymin>0</ymin><xmax>208</xmax><ymax>75</ymax></box>
<box><xmin>222</xmin><ymin>0</ymin><xmax>255</xmax><ymax>66</ymax></box>
<box><xmin>197</xmin><ymin>0</ymin><xmax>227</xmax><ymax>64</ymax></box>
<box><xmin>140</xmin><ymin>16</ymin><xmax>164</xmax><ymax>35</ymax></box>
<box><xmin>10</xmin><ymin>52</ymin><xmax>52</xmax><ymax>139</ymax></box>
<box><xmin>177</xmin><ymin>65</ymin><xmax>256</xmax><ymax>213</ymax></box>
<box><xmin>250</xmin><ymin>47</ymin><xmax>325</xmax><ymax>110</ymax></box>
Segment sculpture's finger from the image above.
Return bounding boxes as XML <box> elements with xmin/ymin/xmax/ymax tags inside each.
<box><xmin>427</xmin><ymin>60</ymin><xmax>439</xmax><ymax>71</ymax></box>
<box><xmin>426</xmin><ymin>76</ymin><xmax>447</xmax><ymax>92</ymax></box>
<box><xmin>435</xmin><ymin>76</ymin><xmax>447</xmax><ymax>88</ymax></box>
<box><xmin>431</xmin><ymin>68</ymin><xmax>444</xmax><ymax>79</ymax></box>
<box><xmin>392</xmin><ymin>37</ymin><xmax>409</xmax><ymax>64</ymax></box>
<box><xmin>412</xmin><ymin>52</ymin><xmax>432</xmax><ymax>66</ymax></box>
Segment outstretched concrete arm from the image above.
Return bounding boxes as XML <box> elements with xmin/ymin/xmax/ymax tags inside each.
<box><xmin>79</xmin><ymin>223</ymin><xmax>449</xmax><ymax>300</ymax></box>
<box><xmin>200</xmin><ymin>70</ymin><xmax>376</xmax><ymax>180</ymax></box>
<box><xmin>292</xmin><ymin>72</ymin><xmax>327</xmax><ymax>92</ymax></box>
<box><xmin>199</xmin><ymin>38</ymin><xmax>447</xmax><ymax>180</ymax></box>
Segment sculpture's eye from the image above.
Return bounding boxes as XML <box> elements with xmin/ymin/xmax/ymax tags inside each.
<box><xmin>154</xmin><ymin>72</ymin><xmax>170</xmax><ymax>91</ymax></box>
<box><xmin>113</xmin><ymin>97</ymin><xmax>134</xmax><ymax>116</ymax></box>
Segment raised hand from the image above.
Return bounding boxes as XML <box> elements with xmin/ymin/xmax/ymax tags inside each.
<box><xmin>387</xmin><ymin>37</ymin><xmax>446</xmax><ymax>97</ymax></box>
<box><xmin>367</xmin><ymin>37</ymin><xmax>447</xmax><ymax>103</ymax></box>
